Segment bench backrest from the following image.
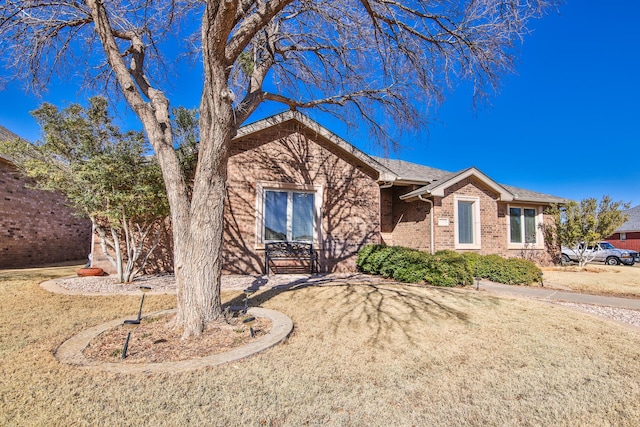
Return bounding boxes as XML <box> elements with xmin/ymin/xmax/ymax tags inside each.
<box><xmin>265</xmin><ymin>241</ymin><xmax>313</xmax><ymax>257</ymax></box>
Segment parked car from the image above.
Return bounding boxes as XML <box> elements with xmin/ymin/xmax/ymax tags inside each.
<box><xmin>561</xmin><ymin>242</ymin><xmax>640</xmax><ymax>266</ymax></box>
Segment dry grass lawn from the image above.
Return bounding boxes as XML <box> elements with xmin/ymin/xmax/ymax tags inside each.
<box><xmin>2</xmin><ymin>265</ymin><xmax>640</xmax><ymax>425</ymax></box>
<box><xmin>542</xmin><ymin>264</ymin><xmax>640</xmax><ymax>298</ymax></box>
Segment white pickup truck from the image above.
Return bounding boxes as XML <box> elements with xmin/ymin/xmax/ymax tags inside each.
<box><xmin>561</xmin><ymin>242</ymin><xmax>640</xmax><ymax>266</ymax></box>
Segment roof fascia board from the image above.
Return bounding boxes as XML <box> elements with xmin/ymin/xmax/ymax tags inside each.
<box><xmin>393</xmin><ymin>179</ymin><xmax>431</xmax><ymax>186</ymax></box>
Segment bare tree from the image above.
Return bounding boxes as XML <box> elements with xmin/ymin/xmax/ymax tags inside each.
<box><xmin>0</xmin><ymin>0</ymin><xmax>552</xmax><ymax>338</ymax></box>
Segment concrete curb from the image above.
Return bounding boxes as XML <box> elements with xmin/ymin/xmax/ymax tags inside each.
<box><xmin>55</xmin><ymin>307</ymin><xmax>293</xmax><ymax>374</ymax></box>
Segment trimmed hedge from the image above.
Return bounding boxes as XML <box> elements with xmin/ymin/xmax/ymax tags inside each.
<box><xmin>357</xmin><ymin>245</ymin><xmax>541</xmax><ymax>286</ymax></box>
<box><xmin>461</xmin><ymin>253</ymin><xmax>541</xmax><ymax>285</ymax></box>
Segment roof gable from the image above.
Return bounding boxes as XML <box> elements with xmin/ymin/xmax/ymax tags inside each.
<box><xmin>400</xmin><ymin>167</ymin><xmax>514</xmax><ymax>201</ymax></box>
<box><xmin>235</xmin><ymin>111</ymin><xmax>397</xmax><ymax>182</ymax></box>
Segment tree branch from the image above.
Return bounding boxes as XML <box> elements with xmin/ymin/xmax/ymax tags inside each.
<box><xmin>224</xmin><ymin>0</ymin><xmax>294</xmax><ymax>65</ymax></box>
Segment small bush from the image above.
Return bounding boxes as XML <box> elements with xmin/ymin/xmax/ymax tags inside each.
<box><xmin>357</xmin><ymin>245</ymin><xmax>396</xmax><ymax>275</ymax></box>
<box><xmin>425</xmin><ymin>251</ymin><xmax>474</xmax><ymax>287</ymax></box>
<box><xmin>384</xmin><ymin>248</ymin><xmax>431</xmax><ymax>283</ymax></box>
<box><xmin>356</xmin><ymin>244</ymin><xmax>385</xmax><ymax>271</ymax></box>
<box><xmin>460</xmin><ymin>252</ymin><xmax>483</xmax><ymax>270</ymax></box>
<box><xmin>463</xmin><ymin>253</ymin><xmax>541</xmax><ymax>285</ymax></box>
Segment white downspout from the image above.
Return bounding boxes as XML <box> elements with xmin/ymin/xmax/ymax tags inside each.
<box><xmin>418</xmin><ymin>194</ymin><xmax>435</xmax><ymax>255</ymax></box>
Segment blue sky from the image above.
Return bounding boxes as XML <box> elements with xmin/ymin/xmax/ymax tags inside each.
<box><xmin>1</xmin><ymin>0</ymin><xmax>639</xmax><ymax>205</ymax></box>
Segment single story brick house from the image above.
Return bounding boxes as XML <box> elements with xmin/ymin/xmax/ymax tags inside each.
<box><xmin>221</xmin><ymin>111</ymin><xmax>565</xmax><ymax>274</ymax></box>
<box><xmin>0</xmin><ymin>126</ymin><xmax>92</xmax><ymax>268</ymax></box>
<box><xmin>605</xmin><ymin>205</ymin><xmax>640</xmax><ymax>252</ymax></box>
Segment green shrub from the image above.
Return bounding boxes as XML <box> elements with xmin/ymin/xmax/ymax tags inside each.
<box><xmin>502</xmin><ymin>258</ymin><xmax>542</xmax><ymax>285</ymax></box>
<box><xmin>384</xmin><ymin>248</ymin><xmax>431</xmax><ymax>283</ymax></box>
<box><xmin>356</xmin><ymin>244</ymin><xmax>385</xmax><ymax>271</ymax></box>
<box><xmin>425</xmin><ymin>251</ymin><xmax>474</xmax><ymax>287</ymax></box>
<box><xmin>359</xmin><ymin>245</ymin><xmax>396</xmax><ymax>275</ymax></box>
<box><xmin>464</xmin><ymin>253</ymin><xmax>541</xmax><ymax>285</ymax></box>
<box><xmin>461</xmin><ymin>252</ymin><xmax>482</xmax><ymax>270</ymax></box>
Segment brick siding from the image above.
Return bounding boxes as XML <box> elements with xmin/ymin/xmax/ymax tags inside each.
<box><xmin>382</xmin><ymin>176</ymin><xmax>554</xmax><ymax>262</ymax></box>
<box><xmin>225</xmin><ymin>121</ymin><xmax>381</xmax><ymax>273</ymax></box>
<box><xmin>0</xmin><ymin>159</ymin><xmax>92</xmax><ymax>268</ymax></box>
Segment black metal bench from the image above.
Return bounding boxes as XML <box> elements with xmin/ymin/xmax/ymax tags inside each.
<box><xmin>265</xmin><ymin>241</ymin><xmax>317</xmax><ymax>275</ymax></box>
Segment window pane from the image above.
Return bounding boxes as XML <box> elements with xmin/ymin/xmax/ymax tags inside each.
<box><xmin>292</xmin><ymin>192</ymin><xmax>314</xmax><ymax>241</ymax></box>
<box><xmin>524</xmin><ymin>208</ymin><xmax>536</xmax><ymax>243</ymax></box>
<box><xmin>264</xmin><ymin>191</ymin><xmax>287</xmax><ymax>241</ymax></box>
<box><xmin>510</xmin><ymin>207</ymin><xmax>522</xmax><ymax>243</ymax></box>
<box><xmin>458</xmin><ymin>201</ymin><xmax>474</xmax><ymax>244</ymax></box>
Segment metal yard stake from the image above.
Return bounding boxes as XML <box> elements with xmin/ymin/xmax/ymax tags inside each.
<box><xmin>121</xmin><ymin>286</ymin><xmax>152</xmax><ymax>358</ymax></box>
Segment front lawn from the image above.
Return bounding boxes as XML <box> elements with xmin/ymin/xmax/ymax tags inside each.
<box><xmin>2</xmin><ymin>266</ymin><xmax>640</xmax><ymax>425</ymax></box>
<box><xmin>542</xmin><ymin>265</ymin><xmax>640</xmax><ymax>298</ymax></box>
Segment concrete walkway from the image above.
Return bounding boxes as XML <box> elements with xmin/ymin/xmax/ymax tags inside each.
<box><xmin>479</xmin><ymin>280</ymin><xmax>640</xmax><ymax>310</ymax></box>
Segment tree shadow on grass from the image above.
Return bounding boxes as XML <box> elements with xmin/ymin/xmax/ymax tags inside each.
<box><xmin>224</xmin><ymin>274</ymin><xmax>501</xmax><ymax>347</ymax></box>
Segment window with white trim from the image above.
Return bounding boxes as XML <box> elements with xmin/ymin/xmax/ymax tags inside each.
<box><xmin>620</xmin><ymin>232</ymin><xmax>627</xmax><ymax>241</ymax></box>
<box><xmin>454</xmin><ymin>196</ymin><xmax>481</xmax><ymax>249</ymax></box>
<box><xmin>509</xmin><ymin>206</ymin><xmax>539</xmax><ymax>245</ymax></box>
<box><xmin>263</xmin><ymin>189</ymin><xmax>315</xmax><ymax>242</ymax></box>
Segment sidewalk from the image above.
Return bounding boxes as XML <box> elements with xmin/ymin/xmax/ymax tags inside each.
<box><xmin>478</xmin><ymin>281</ymin><xmax>640</xmax><ymax>310</ymax></box>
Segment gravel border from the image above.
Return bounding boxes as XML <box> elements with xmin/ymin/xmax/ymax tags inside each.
<box><xmin>552</xmin><ymin>301</ymin><xmax>640</xmax><ymax>328</ymax></box>
<box><xmin>44</xmin><ymin>272</ymin><xmax>398</xmax><ymax>295</ymax></box>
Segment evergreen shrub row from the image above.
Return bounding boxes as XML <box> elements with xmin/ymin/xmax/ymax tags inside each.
<box><xmin>357</xmin><ymin>245</ymin><xmax>541</xmax><ymax>286</ymax></box>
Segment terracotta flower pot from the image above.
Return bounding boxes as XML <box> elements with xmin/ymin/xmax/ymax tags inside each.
<box><xmin>77</xmin><ymin>267</ymin><xmax>105</xmax><ymax>277</ymax></box>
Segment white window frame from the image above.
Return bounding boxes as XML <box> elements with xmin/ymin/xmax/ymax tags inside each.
<box><xmin>454</xmin><ymin>195</ymin><xmax>481</xmax><ymax>250</ymax></box>
<box><xmin>507</xmin><ymin>205</ymin><xmax>544</xmax><ymax>249</ymax></box>
<box><xmin>255</xmin><ymin>182</ymin><xmax>322</xmax><ymax>248</ymax></box>
<box><xmin>620</xmin><ymin>232</ymin><xmax>627</xmax><ymax>241</ymax></box>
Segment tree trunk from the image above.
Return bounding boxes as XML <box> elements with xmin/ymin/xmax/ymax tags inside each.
<box><xmin>172</xmin><ymin>4</ymin><xmax>235</xmax><ymax>338</ymax></box>
<box><xmin>173</xmin><ymin>93</ymin><xmax>231</xmax><ymax>338</ymax></box>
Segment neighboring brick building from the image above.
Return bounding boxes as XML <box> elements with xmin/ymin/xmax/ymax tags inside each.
<box><xmin>606</xmin><ymin>205</ymin><xmax>640</xmax><ymax>252</ymax></box>
<box><xmin>217</xmin><ymin>112</ymin><xmax>564</xmax><ymax>273</ymax></box>
<box><xmin>0</xmin><ymin>126</ymin><xmax>92</xmax><ymax>268</ymax></box>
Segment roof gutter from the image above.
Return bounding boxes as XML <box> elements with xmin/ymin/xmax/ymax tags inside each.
<box><xmin>418</xmin><ymin>194</ymin><xmax>435</xmax><ymax>255</ymax></box>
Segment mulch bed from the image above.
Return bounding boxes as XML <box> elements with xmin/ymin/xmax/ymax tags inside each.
<box><xmin>84</xmin><ymin>313</ymin><xmax>271</xmax><ymax>364</ymax></box>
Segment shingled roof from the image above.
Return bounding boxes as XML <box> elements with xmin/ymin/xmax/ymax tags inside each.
<box><xmin>615</xmin><ymin>205</ymin><xmax>640</xmax><ymax>233</ymax></box>
<box><xmin>373</xmin><ymin>156</ymin><xmax>565</xmax><ymax>204</ymax></box>
<box><xmin>371</xmin><ymin>157</ymin><xmax>451</xmax><ymax>184</ymax></box>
